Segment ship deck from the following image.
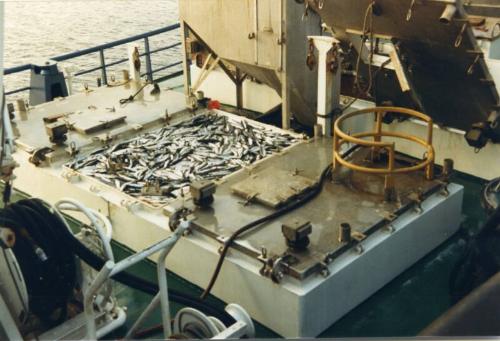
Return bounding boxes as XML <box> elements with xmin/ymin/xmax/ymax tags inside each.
<box><xmin>5</xmin><ymin>80</ymin><xmax>491</xmax><ymax>338</ymax></box>
<box><xmin>4</xmin><ymin>171</ymin><xmax>486</xmax><ymax>339</ymax></box>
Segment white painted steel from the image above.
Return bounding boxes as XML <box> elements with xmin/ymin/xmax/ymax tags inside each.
<box><xmin>190</xmin><ymin>65</ymin><xmax>281</xmax><ymax>114</ymax></box>
<box><xmin>0</xmin><ymin>292</ymin><xmax>24</xmax><ymax>341</ymax></box>
<box><xmin>344</xmin><ymin>99</ymin><xmax>500</xmax><ymax>180</ymax></box>
<box><xmin>55</xmin><ymin>198</ymin><xmax>115</xmax><ymax>262</ymax></box>
<box><xmin>7</xmin><ymin>79</ymin><xmax>466</xmax><ymax>336</ymax></box>
<box><xmin>309</xmin><ymin>36</ymin><xmax>341</xmax><ymax>136</ymax></box>
<box><xmin>11</xmin><ymin>150</ymin><xmax>463</xmax><ymax>336</ymax></box>
<box><xmin>128</xmin><ymin>44</ymin><xmax>141</xmax><ymax>82</ymax></box>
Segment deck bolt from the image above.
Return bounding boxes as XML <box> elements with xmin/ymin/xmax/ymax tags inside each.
<box><xmin>355</xmin><ymin>244</ymin><xmax>364</xmax><ymax>254</ymax></box>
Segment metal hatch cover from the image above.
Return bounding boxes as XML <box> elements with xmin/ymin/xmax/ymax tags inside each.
<box><xmin>70</xmin><ymin>113</ymin><xmax>127</xmax><ymax>134</ymax></box>
<box><xmin>231</xmin><ymin>167</ymin><xmax>316</xmax><ymax>208</ymax></box>
<box><xmin>308</xmin><ymin>0</ymin><xmax>500</xmax><ymax>139</ymax></box>
<box><xmin>190</xmin><ymin>139</ymin><xmax>443</xmax><ymax>281</ymax></box>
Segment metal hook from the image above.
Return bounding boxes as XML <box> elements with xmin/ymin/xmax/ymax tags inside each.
<box><xmin>455</xmin><ymin>23</ymin><xmax>467</xmax><ymax>48</ymax></box>
<box><xmin>467</xmin><ymin>55</ymin><xmax>481</xmax><ymax>76</ymax></box>
<box><xmin>302</xmin><ymin>2</ymin><xmax>310</xmax><ymax>21</ymax></box>
<box><xmin>406</xmin><ymin>0</ymin><xmax>416</xmax><ymax>21</ymax></box>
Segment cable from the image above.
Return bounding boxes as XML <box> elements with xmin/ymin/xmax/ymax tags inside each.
<box><xmin>119</xmin><ymin>82</ymin><xmax>150</xmax><ymax>105</ymax></box>
<box><xmin>54</xmin><ymin>198</ymin><xmax>114</xmax><ymax>262</ymax></box>
<box><xmin>354</xmin><ymin>1</ymin><xmax>375</xmax><ymax>97</ymax></box>
<box><xmin>340</xmin><ymin>1</ymin><xmax>376</xmax><ymax>115</ymax></box>
<box><xmin>1</xmin><ymin>198</ymin><xmax>234</xmax><ymax>326</ymax></box>
<box><xmin>0</xmin><ymin>199</ymin><xmax>77</xmax><ymax>326</ymax></box>
<box><xmin>201</xmin><ymin>163</ymin><xmax>334</xmax><ymax>300</ymax></box>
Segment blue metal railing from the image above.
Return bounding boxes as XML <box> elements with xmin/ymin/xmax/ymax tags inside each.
<box><xmin>4</xmin><ymin>23</ymin><xmax>182</xmax><ymax>97</ymax></box>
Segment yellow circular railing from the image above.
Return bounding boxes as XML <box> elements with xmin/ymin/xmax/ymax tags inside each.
<box><xmin>333</xmin><ymin>106</ymin><xmax>435</xmax><ymax>194</ymax></box>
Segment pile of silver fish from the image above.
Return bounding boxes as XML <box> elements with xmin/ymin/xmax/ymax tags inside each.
<box><xmin>68</xmin><ymin>113</ymin><xmax>299</xmax><ymax>206</ymax></box>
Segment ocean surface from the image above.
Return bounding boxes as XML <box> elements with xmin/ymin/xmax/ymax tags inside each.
<box><xmin>3</xmin><ymin>0</ymin><xmax>181</xmax><ymax>97</ymax></box>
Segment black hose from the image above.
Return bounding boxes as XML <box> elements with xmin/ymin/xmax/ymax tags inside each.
<box><xmin>1</xmin><ymin>199</ymin><xmax>77</xmax><ymax>326</ymax></box>
<box><xmin>201</xmin><ymin>163</ymin><xmax>333</xmax><ymax>299</ymax></box>
<box><xmin>2</xmin><ymin>198</ymin><xmax>234</xmax><ymax>325</ymax></box>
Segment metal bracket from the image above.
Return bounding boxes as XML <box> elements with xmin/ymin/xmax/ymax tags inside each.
<box><xmin>259</xmin><ymin>256</ymin><xmax>289</xmax><ymax>283</ymax></box>
<box><xmin>406</xmin><ymin>0</ymin><xmax>416</xmax><ymax>21</ymax></box>
<box><xmin>29</xmin><ymin>147</ymin><xmax>54</xmax><ymax>166</ymax></box>
<box><xmin>408</xmin><ymin>190</ymin><xmax>424</xmax><ymax>213</ymax></box>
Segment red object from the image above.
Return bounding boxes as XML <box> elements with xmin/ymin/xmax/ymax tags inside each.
<box><xmin>208</xmin><ymin>100</ymin><xmax>221</xmax><ymax>110</ymax></box>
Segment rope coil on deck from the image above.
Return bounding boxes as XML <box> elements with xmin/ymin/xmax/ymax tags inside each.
<box><xmin>333</xmin><ymin>106</ymin><xmax>435</xmax><ymax>195</ymax></box>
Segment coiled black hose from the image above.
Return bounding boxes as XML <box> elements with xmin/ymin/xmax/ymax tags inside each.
<box><xmin>1</xmin><ymin>198</ymin><xmax>233</xmax><ymax>325</ymax></box>
<box><xmin>1</xmin><ymin>199</ymin><xmax>77</xmax><ymax>326</ymax></box>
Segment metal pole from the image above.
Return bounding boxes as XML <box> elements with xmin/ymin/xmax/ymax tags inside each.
<box><xmin>0</xmin><ymin>1</ymin><xmax>4</xmax><ymax>98</ymax></box>
<box><xmin>181</xmin><ymin>22</ymin><xmax>192</xmax><ymax>105</ymax></box>
<box><xmin>144</xmin><ymin>37</ymin><xmax>153</xmax><ymax>82</ymax></box>
<box><xmin>236</xmin><ymin>68</ymin><xmax>243</xmax><ymax>110</ymax></box>
<box><xmin>99</xmin><ymin>49</ymin><xmax>108</xmax><ymax>85</ymax></box>
<box><xmin>309</xmin><ymin>36</ymin><xmax>341</xmax><ymax>136</ymax></box>
<box><xmin>384</xmin><ymin>145</ymin><xmax>396</xmax><ymax>201</ymax></box>
<box><xmin>84</xmin><ymin>261</ymin><xmax>114</xmax><ymax>340</ymax></box>
<box><xmin>0</xmin><ymin>293</ymin><xmax>23</xmax><ymax>341</ymax></box>
<box><xmin>110</xmin><ymin>233</ymin><xmax>183</xmax><ymax>276</ymax></box>
<box><xmin>124</xmin><ymin>293</ymin><xmax>161</xmax><ymax>340</ymax></box>
<box><xmin>426</xmin><ymin>120</ymin><xmax>434</xmax><ymax>180</ymax></box>
<box><xmin>0</xmin><ymin>2</ymin><xmax>16</xmax><ymax>174</ymax></box>
<box><xmin>158</xmin><ymin>248</ymin><xmax>173</xmax><ymax>338</ymax></box>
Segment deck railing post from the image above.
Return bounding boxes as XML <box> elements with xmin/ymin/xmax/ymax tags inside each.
<box><xmin>99</xmin><ymin>49</ymin><xmax>108</xmax><ymax>85</ymax></box>
<box><xmin>144</xmin><ymin>37</ymin><xmax>153</xmax><ymax>82</ymax></box>
<box><xmin>4</xmin><ymin>24</ymin><xmax>182</xmax><ymax>99</ymax></box>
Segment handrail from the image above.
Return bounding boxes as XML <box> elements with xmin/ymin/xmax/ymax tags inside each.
<box><xmin>333</xmin><ymin>106</ymin><xmax>435</xmax><ymax>200</ymax></box>
<box><xmin>51</xmin><ymin>23</ymin><xmax>179</xmax><ymax>62</ymax></box>
<box><xmin>3</xmin><ymin>23</ymin><xmax>182</xmax><ymax>97</ymax></box>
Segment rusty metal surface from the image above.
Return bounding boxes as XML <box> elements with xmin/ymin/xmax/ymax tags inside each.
<box><xmin>231</xmin><ymin>167</ymin><xmax>316</xmax><ymax>208</ymax></box>
<box><xmin>307</xmin><ymin>0</ymin><xmax>499</xmax><ymax>138</ymax></box>
<box><xmin>191</xmin><ymin>138</ymin><xmax>441</xmax><ymax>280</ymax></box>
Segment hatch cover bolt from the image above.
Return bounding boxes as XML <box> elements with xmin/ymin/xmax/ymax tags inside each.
<box><xmin>282</xmin><ymin>219</ymin><xmax>312</xmax><ymax>252</ymax></box>
<box><xmin>261</xmin><ymin>247</ymin><xmax>268</xmax><ymax>259</ymax></box>
<box><xmin>384</xmin><ymin>224</ymin><xmax>395</xmax><ymax>234</ymax></box>
<box><xmin>339</xmin><ymin>223</ymin><xmax>352</xmax><ymax>243</ymax></box>
<box><xmin>442</xmin><ymin>158</ymin><xmax>454</xmax><ymax>179</ymax></box>
<box><xmin>320</xmin><ymin>268</ymin><xmax>330</xmax><ymax>278</ymax></box>
<box><xmin>190</xmin><ymin>180</ymin><xmax>216</xmax><ymax>208</ymax></box>
<box><xmin>355</xmin><ymin>244</ymin><xmax>364</xmax><ymax>254</ymax></box>
<box><xmin>45</xmin><ymin>121</ymin><xmax>68</xmax><ymax>145</ymax></box>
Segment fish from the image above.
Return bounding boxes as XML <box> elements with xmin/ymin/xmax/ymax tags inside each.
<box><xmin>68</xmin><ymin>112</ymin><xmax>300</xmax><ymax>205</ymax></box>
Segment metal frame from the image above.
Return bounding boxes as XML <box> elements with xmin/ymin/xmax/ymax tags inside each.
<box><xmin>81</xmin><ymin>221</ymin><xmax>189</xmax><ymax>340</ymax></box>
<box><xmin>333</xmin><ymin>107</ymin><xmax>435</xmax><ymax>194</ymax></box>
<box><xmin>3</xmin><ymin>23</ymin><xmax>182</xmax><ymax>96</ymax></box>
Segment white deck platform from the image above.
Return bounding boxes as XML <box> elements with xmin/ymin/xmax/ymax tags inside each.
<box><xmin>11</xmin><ymin>83</ymin><xmax>464</xmax><ymax>336</ymax></box>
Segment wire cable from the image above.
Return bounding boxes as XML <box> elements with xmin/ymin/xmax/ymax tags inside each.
<box><xmin>354</xmin><ymin>1</ymin><xmax>375</xmax><ymax>97</ymax></box>
<box><xmin>119</xmin><ymin>82</ymin><xmax>150</xmax><ymax>105</ymax></box>
<box><xmin>340</xmin><ymin>1</ymin><xmax>376</xmax><ymax>115</ymax></box>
